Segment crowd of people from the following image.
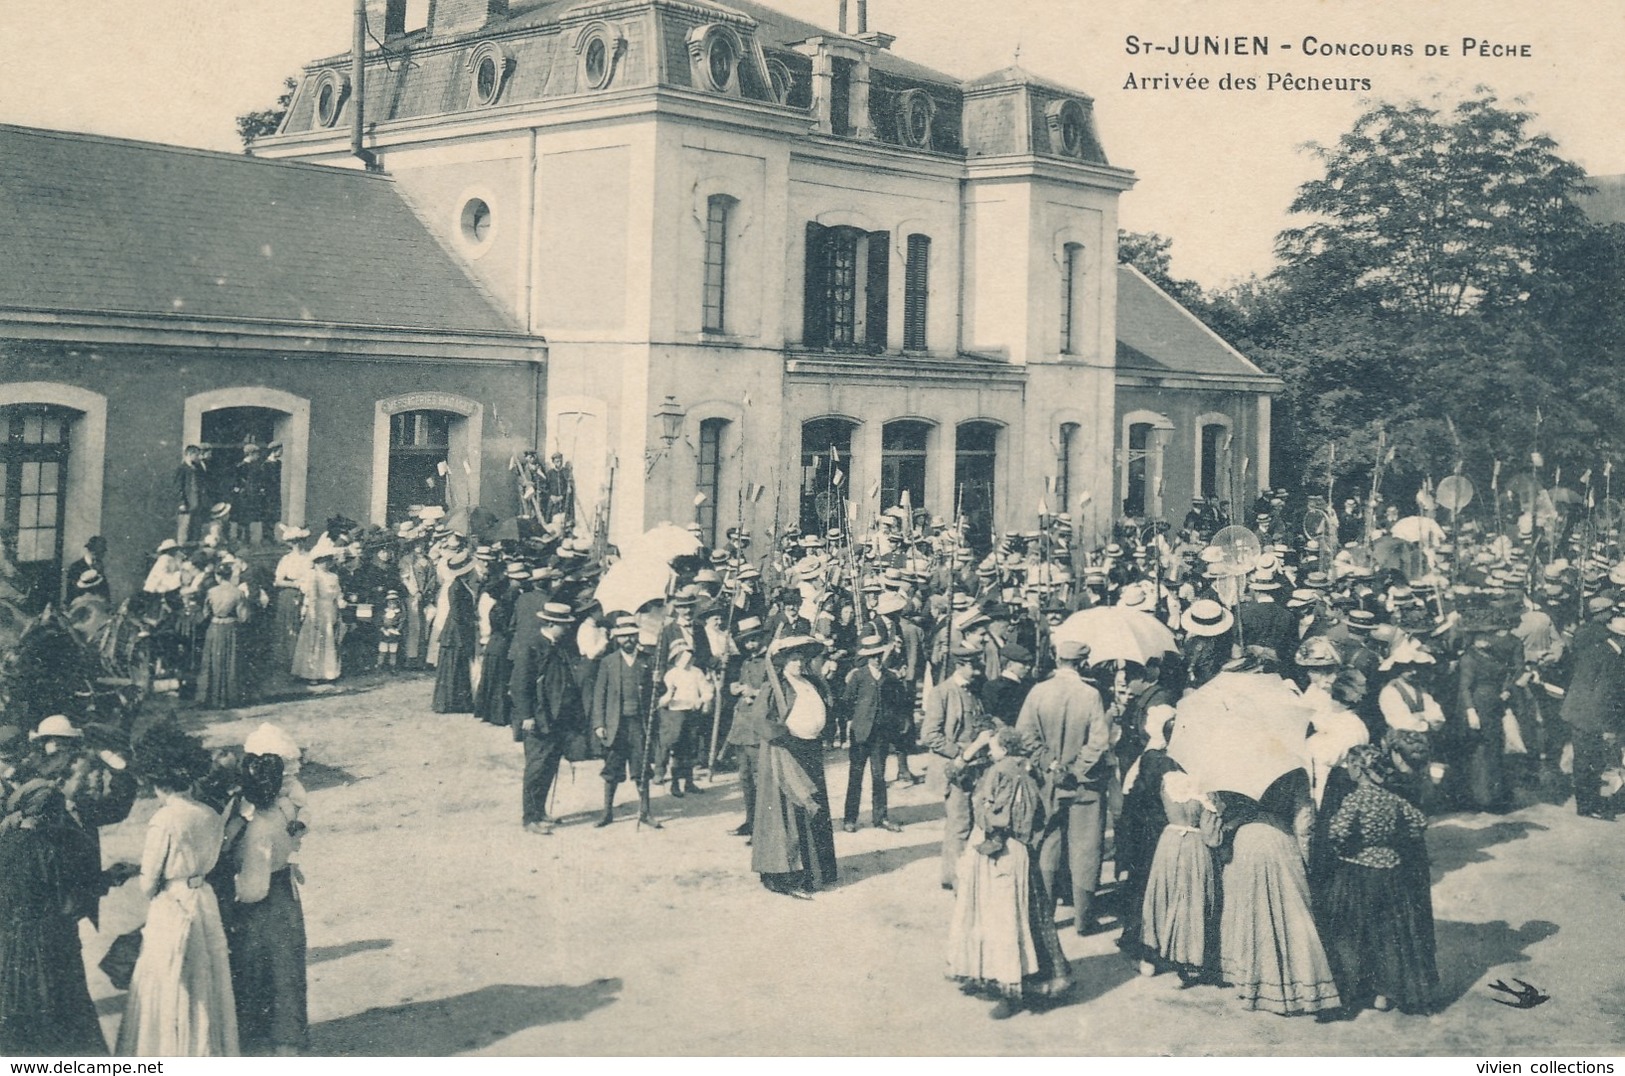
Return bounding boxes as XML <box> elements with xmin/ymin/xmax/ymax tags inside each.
<box><xmin>2</xmin><ymin>463</ymin><xmax>1623</xmax><ymax>1050</ymax></box>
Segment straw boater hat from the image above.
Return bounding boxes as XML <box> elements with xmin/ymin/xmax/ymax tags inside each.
<box><xmin>156</xmin><ymin>538</ymin><xmax>179</xmax><ymax>554</ymax></box>
<box><xmin>209</xmin><ymin>502</ymin><xmax>232</xmax><ymax>521</ymax></box>
<box><xmin>857</xmin><ymin>634</ymin><xmax>887</xmax><ymax>657</ymax></box>
<box><xmin>1181</xmin><ymin>599</ymin><xmax>1234</xmax><ymax>637</ymax></box>
<box><xmin>76</xmin><ymin>569</ymin><xmax>104</xmax><ymax>590</ymax></box>
<box><xmin>30</xmin><ymin>715</ymin><xmax>82</xmax><ymax>742</ymax></box>
<box><xmin>445</xmin><ymin>549</ymin><xmax>473</xmax><ymax>573</ymax></box>
<box><xmin>875</xmin><ymin>592</ymin><xmax>907</xmax><ymax>617</ymax></box>
<box><xmin>734</xmin><ymin>615</ymin><xmax>765</xmax><ymax>643</ymax></box>
<box><xmin>1609</xmin><ymin>615</ymin><xmax>1625</xmax><ymax>637</ymax></box>
<box><xmin>1379</xmin><ymin>638</ymin><xmax>1437</xmax><ymax>672</ymax></box>
<box><xmin>610</xmin><ymin>615</ymin><xmax>640</xmax><ymax>639</ymax></box>
<box><xmin>769</xmin><ymin>634</ymin><xmax>824</xmax><ymax>661</ymax></box>
<box><xmin>536</xmin><ymin>602</ymin><xmax>574</xmax><ymax>624</ymax></box>
<box><xmin>1345</xmin><ymin>609</ymin><xmax>1377</xmax><ymax>632</ymax></box>
<box><xmin>1294</xmin><ymin>636</ymin><xmax>1342</xmax><ymax>668</ymax></box>
<box><xmin>1117</xmin><ymin>582</ymin><xmax>1155</xmax><ymax>611</ymax></box>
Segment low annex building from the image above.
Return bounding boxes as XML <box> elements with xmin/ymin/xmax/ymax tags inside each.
<box><xmin>0</xmin><ymin>125</ymin><xmax>542</xmax><ymax>603</ymax></box>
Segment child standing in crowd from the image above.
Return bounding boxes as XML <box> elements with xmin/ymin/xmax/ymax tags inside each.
<box><xmin>379</xmin><ymin>590</ymin><xmax>405</xmax><ymax>672</ymax></box>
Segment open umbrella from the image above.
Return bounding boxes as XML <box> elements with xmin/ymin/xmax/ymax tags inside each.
<box><xmin>1390</xmin><ymin>515</ymin><xmax>1445</xmax><ymax>546</ymax></box>
<box><xmin>1168</xmin><ymin>671</ymin><xmax>1313</xmax><ymax>800</ymax></box>
<box><xmin>1054</xmin><ymin>606</ymin><xmax>1177</xmax><ymax>665</ymax></box>
<box><xmin>590</xmin><ymin>524</ymin><xmax>702</xmax><ymax>615</ymax></box>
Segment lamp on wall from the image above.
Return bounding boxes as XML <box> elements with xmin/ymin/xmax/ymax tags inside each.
<box><xmin>646</xmin><ymin>394</ymin><xmax>687</xmax><ymax>474</ymax></box>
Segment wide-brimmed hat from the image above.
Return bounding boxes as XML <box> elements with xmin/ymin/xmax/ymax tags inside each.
<box><xmin>1117</xmin><ymin>582</ymin><xmax>1155</xmax><ymax>611</ymax></box>
<box><xmin>1380</xmin><ymin>638</ymin><xmax>1437</xmax><ymax>671</ymax></box>
<box><xmin>1608</xmin><ymin>615</ymin><xmax>1625</xmax><ymax>637</ymax></box>
<box><xmin>875</xmin><ymin>592</ymin><xmax>907</xmax><ymax>616</ymax></box>
<box><xmin>769</xmin><ymin>634</ymin><xmax>824</xmax><ymax>660</ymax></box>
<box><xmin>244</xmin><ymin>722</ymin><xmax>300</xmax><ymax>760</ymax></box>
<box><xmin>734</xmin><ymin>616</ymin><xmax>765</xmax><ymax>642</ymax></box>
<box><xmin>1182</xmin><ymin>599</ymin><xmax>1234</xmax><ymax>637</ymax></box>
<box><xmin>1294</xmin><ymin>636</ymin><xmax>1342</xmax><ymax>668</ymax></box>
<box><xmin>857</xmin><ymin>634</ymin><xmax>887</xmax><ymax>657</ymax></box>
<box><xmin>156</xmin><ymin>538</ymin><xmax>179</xmax><ymax>554</ymax></box>
<box><xmin>445</xmin><ymin>549</ymin><xmax>473</xmax><ymax>573</ymax></box>
<box><xmin>209</xmin><ymin>502</ymin><xmax>232</xmax><ymax>521</ymax></box>
<box><xmin>1285</xmin><ymin>589</ymin><xmax>1319</xmax><ymax>609</ymax></box>
<box><xmin>30</xmin><ymin>715</ymin><xmax>82</xmax><ymax>741</ymax></box>
<box><xmin>536</xmin><ymin>602</ymin><xmax>574</xmax><ymax>624</ymax></box>
<box><xmin>75</xmin><ymin>569</ymin><xmax>104</xmax><ymax>590</ymax></box>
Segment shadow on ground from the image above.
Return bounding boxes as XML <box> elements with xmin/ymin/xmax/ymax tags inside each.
<box><xmin>835</xmin><ymin>839</ymin><xmax>942</xmax><ymax>887</ymax></box>
<box><xmin>1434</xmin><ymin>919</ymin><xmax>1559</xmax><ymax>1008</ymax></box>
<box><xmin>1428</xmin><ymin>820</ymin><xmax>1547</xmax><ymax>883</ymax></box>
<box><xmin>309</xmin><ymin>938</ymin><xmax>393</xmax><ymax>965</ymax></box>
<box><xmin>308</xmin><ymin>978</ymin><xmax>622</xmax><ymax>1056</ymax></box>
<box><xmin>300</xmin><ymin>760</ymin><xmax>370</xmax><ymax>793</ymax></box>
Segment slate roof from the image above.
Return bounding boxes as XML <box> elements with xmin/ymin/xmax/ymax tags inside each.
<box><xmin>1115</xmin><ymin>264</ymin><xmax>1278</xmax><ymax>386</ymax></box>
<box><xmin>0</xmin><ymin>124</ymin><xmax>519</xmax><ymax>335</ymax></box>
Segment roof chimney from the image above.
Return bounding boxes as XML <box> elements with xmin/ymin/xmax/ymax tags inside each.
<box><xmin>430</xmin><ymin>0</ymin><xmax>510</xmax><ymax>37</ymax></box>
<box><xmin>363</xmin><ymin>0</ymin><xmax>407</xmax><ymax>42</ymax></box>
<box><xmin>857</xmin><ymin>0</ymin><xmax>867</xmax><ymax>33</ymax></box>
<box><xmin>352</xmin><ymin>0</ymin><xmax>380</xmax><ymax>170</ymax></box>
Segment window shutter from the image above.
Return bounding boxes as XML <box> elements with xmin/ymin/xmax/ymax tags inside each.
<box><xmin>903</xmin><ymin>234</ymin><xmax>930</xmax><ymax>351</ymax></box>
<box><xmin>803</xmin><ymin>222</ymin><xmax>829</xmax><ymax>350</ymax></box>
<box><xmin>865</xmin><ymin>230</ymin><xmax>890</xmax><ymax>353</ymax></box>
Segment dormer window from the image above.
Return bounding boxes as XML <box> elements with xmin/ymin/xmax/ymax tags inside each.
<box><xmin>1045</xmin><ymin>98</ymin><xmax>1097</xmax><ymax>160</ymax></box>
<box><xmin>314</xmin><ymin>71</ymin><xmax>349</xmax><ymax>128</ymax></box>
<box><xmin>829</xmin><ymin>58</ymin><xmax>855</xmax><ymax>136</ymax></box>
<box><xmin>466</xmin><ymin>43</ymin><xmax>509</xmax><ymax>107</ymax></box>
<box><xmin>897</xmin><ymin>89</ymin><xmax>935</xmax><ymax>149</ymax></box>
<box><xmin>765</xmin><ymin>58</ymin><xmax>794</xmax><ymax>104</ymax></box>
<box><xmin>687</xmin><ymin>24</ymin><xmax>744</xmax><ymax>95</ymax></box>
<box><xmin>575</xmin><ymin>22</ymin><xmax>624</xmax><ymax>92</ymax></box>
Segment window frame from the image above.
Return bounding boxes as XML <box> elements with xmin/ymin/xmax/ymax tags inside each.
<box><xmin>903</xmin><ymin>233</ymin><xmax>930</xmax><ymax>352</ymax></box>
<box><xmin>803</xmin><ymin>223</ymin><xmax>890</xmax><ymax>353</ymax></box>
<box><xmin>1061</xmin><ymin>242</ymin><xmax>1084</xmax><ymax>355</ymax></box>
<box><xmin>702</xmin><ymin>195</ymin><xmax>734</xmax><ymax>334</ymax></box>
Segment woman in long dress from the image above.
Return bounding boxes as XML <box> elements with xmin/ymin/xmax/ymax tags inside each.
<box><xmin>118</xmin><ymin>724</ymin><xmax>238</xmax><ymax>1056</ymax></box>
<box><xmin>946</xmin><ymin>727</ymin><xmax>1072</xmax><ymax>1019</ymax></box>
<box><xmin>1213</xmin><ymin>769</ymin><xmax>1341</xmax><ymax>1017</ymax></box>
<box><xmin>1138</xmin><ymin>768</ymin><xmax>1222</xmax><ymax>983</ymax></box>
<box><xmin>751</xmin><ymin>636</ymin><xmax>838</xmax><ymax>897</ymax></box>
<box><xmin>226</xmin><ymin>726</ymin><xmax>309</xmax><ymax>1055</ymax></box>
<box><xmin>1321</xmin><ymin>743</ymin><xmax>1438</xmax><ymax>1014</ymax></box>
<box><xmin>0</xmin><ymin>780</ymin><xmax>114</xmax><ymax>1055</ymax></box>
<box><xmin>196</xmin><ymin>564</ymin><xmax>249</xmax><ymax>709</ymax></box>
<box><xmin>473</xmin><ymin>566</ymin><xmax>521</xmax><ymax>726</ymax></box>
<box><xmin>271</xmin><ymin>532</ymin><xmax>311</xmax><ymax>685</ymax></box>
<box><xmin>291</xmin><ymin>554</ymin><xmax>342</xmax><ymax>683</ymax></box>
<box><xmin>431</xmin><ymin>550</ymin><xmax>478</xmax><ymax>713</ymax></box>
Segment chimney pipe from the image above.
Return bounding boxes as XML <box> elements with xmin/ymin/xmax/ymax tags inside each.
<box><xmin>838</xmin><ymin>0</ymin><xmax>847</xmax><ymax>33</ymax></box>
<box><xmin>857</xmin><ymin>0</ymin><xmax>867</xmax><ymax>33</ymax></box>
<box><xmin>352</xmin><ymin>0</ymin><xmax>379</xmax><ymax>170</ymax></box>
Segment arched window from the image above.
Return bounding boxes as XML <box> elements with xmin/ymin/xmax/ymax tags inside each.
<box><xmin>1125</xmin><ymin>421</ymin><xmax>1153</xmax><ymax>517</ymax></box>
<box><xmin>881</xmin><ymin>420</ymin><xmax>930</xmax><ymax>516</ymax></box>
<box><xmin>1055</xmin><ymin>421</ymin><xmax>1080</xmax><ymax>513</ymax></box>
<box><xmin>696</xmin><ymin>418</ymin><xmax>728</xmax><ymax>545</ymax></box>
<box><xmin>1061</xmin><ymin>242</ymin><xmax>1084</xmax><ymax>355</ymax></box>
<box><xmin>0</xmin><ymin>406</ymin><xmax>74</xmax><ymax>611</ymax></box>
<box><xmin>955</xmin><ymin>422</ymin><xmax>1000</xmax><ymax>551</ymax></box>
<box><xmin>702</xmin><ymin>195</ymin><xmax>734</xmax><ymax>333</ymax></box>
<box><xmin>799</xmin><ymin>418</ymin><xmax>857</xmax><ymax>535</ymax></box>
<box><xmin>184</xmin><ymin>387</ymin><xmax>309</xmax><ymax>532</ymax></box>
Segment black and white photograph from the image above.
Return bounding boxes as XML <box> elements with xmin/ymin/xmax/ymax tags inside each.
<box><xmin>0</xmin><ymin>0</ymin><xmax>1622</xmax><ymax>1059</ymax></box>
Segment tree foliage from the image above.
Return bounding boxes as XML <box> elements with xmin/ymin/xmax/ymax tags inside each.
<box><xmin>236</xmin><ymin>77</ymin><xmax>299</xmax><ymax>156</ymax></box>
<box><xmin>1147</xmin><ymin>90</ymin><xmax>1623</xmax><ymax>507</ymax></box>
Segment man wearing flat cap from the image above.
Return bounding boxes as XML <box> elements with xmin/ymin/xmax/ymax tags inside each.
<box><xmin>1016</xmin><ymin>635</ymin><xmax>1113</xmax><ymax>935</ymax></box>
<box><xmin>922</xmin><ymin>643</ymin><xmax>992</xmax><ymax>888</ymax></box>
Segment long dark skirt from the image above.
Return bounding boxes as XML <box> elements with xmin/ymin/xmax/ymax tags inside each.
<box><xmin>752</xmin><ymin>737</ymin><xmax>838</xmax><ymax>891</ymax></box>
<box><xmin>432</xmin><ymin>639</ymin><xmax>475</xmax><ymax>713</ymax></box>
<box><xmin>196</xmin><ymin>620</ymin><xmax>241</xmax><ymax>709</ymax></box>
<box><xmin>0</xmin><ymin>914</ymin><xmax>106</xmax><ymax>1056</ymax></box>
<box><xmin>473</xmin><ymin>635</ymin><xmax>513</xmax><ymax>726</ymax></box>
<box><xmin>273</xmin><ymin>588</ymin><xmax>302</xmax><ymax>675</ymax></box>
<box><xmin>1322</xmin><ymin>859</ymin><xmax>1438</xmax><ymax>1013</ymax></box>
<box><xmin>228</xmin><ymin>870</ymin><xmax>309</xmax><ymax>1053</ymax></box>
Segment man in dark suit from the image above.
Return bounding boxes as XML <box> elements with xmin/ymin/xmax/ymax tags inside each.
<box><xmin>980</xmin><ymin>641</ymin><xmax>1033</xmax><ymax>724</ymax></box>
<box><xmin>1237</xmin><ymin>573</ymin><xmax>1296</xmax><ymax>666</ymax></box>
<box><xmin>1560</xmin><ymin>611</ymin><xmax>1625</xmax><ymax>819</ymax></box>
<box><xmin>175</xmin><ymin>444</ymin><xmax>211</xmax><ymax>543</ymax></box>
<box><xmin>511</xmin><ymin>601</ymin><xmax>585</xmax><ymax>835</ymax></box>
<box><xmin>722</xmin><ymin>617</ymin><xmax>772</xmax><ymax>837</ymax></box>
<box><xmin>591</xmin><ymin>616</ymin><xmax>659</xmax><ymax>828</ymax></box>
<box><xmin>841</xmin><ymin>635</ymin><xmax>906</xmax><ymax>833</ymax></box>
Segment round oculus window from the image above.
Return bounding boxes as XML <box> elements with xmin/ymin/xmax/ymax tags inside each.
<box><xmin>317</xmin><ymin>82</ymin><xmax>339</xmax><ymax>127</ymax></box>
<box><xmin>706</xmin><ymin>33</ymin><xmax>735</xmax><ymax>89</ymax></box>
<box><xmin>903</xmin><ymin>93</ymin><xmax>932</xmax><ymax>147</ymax></box>
<box><xmin>460</xmin><ymin>198</ymin><xmax>493</xmax><ymax>245</ymax></box>
<box><xmin>475</xmin><ymin>55</ymin><xmax>500</xmax><ymax>103</ymax></box>
<box><xmin>1060</xmin><ymin>106</ymin><xmax>1085</xmax><ymax>156</ymax></box>
<box><xmin>584</xmin><ymin>37</ymin><xmax>609</xmax><ymax>87</ymax></box>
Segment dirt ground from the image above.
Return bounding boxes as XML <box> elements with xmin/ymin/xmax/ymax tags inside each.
<box><xmin>86</xmin><ymin>675</ymin><xmax>1625</xmax><ymax>1056</ymax></box>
